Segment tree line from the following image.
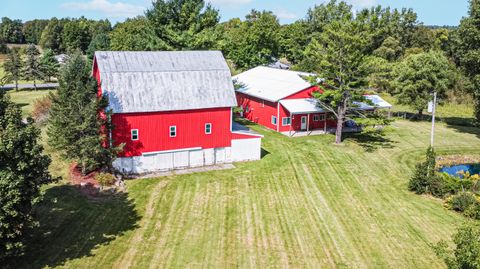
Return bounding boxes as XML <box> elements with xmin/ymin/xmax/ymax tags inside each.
<box><xmin>1</xmin><ymin>45</ymin><xmax>59</xmax><ymax>90</ymax></box>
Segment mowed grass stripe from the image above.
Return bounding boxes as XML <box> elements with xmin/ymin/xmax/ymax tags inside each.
<box><xmin>22</xmin><ymin>120</ymin><xmax>479</xmax><ymax>268</ymax></box>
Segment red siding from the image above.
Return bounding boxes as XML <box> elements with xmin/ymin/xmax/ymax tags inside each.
<box><xmin>236</xmin><ymin>85</ymin><xmax>337</xmax><ymax>133</ymax></box>
<box><xmin>112</xmin><ymin>108</ymin><xmax>233</xmax><ymax>157</ymax></box>
<box><xmin>236</xmin><ymin>92</ymin><xmax>279</xmax><ymax>131</ymax></box>
<box><xmin>283</xmin><ymin>86</ymin><xmax>321</xmax><ymax>100</ymax></box>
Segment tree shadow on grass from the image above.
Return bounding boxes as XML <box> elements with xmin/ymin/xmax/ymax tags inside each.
<box><xmin>343</xmin><ymin>131</ymin><xmax>396</xmax><ymax>153</ymax></box>
<box><xmin>12</xmin><ymin>185</ymin><xmax>139</xmax><ymax>269</ymax></box>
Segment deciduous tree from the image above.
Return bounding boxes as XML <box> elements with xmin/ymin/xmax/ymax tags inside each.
<box><xmin>145</xmin><ymin>0</ymin><xmax>220</xmax><ymax>50</ymax></box>
<box><xmin>110</xmin><ymin>17</ymin><xmax>161</xmax><ymax>51</ymax></box>
<box><xmin>391</xmin><ymin>51</ymin><xmax>456</xmax><ymax>116</ymax></box>
<box><xmin>452</xmin><ymin>0</ymin><xmax>480</xmax><ymax>123</ymax></box>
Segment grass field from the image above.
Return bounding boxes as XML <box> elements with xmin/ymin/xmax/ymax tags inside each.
<box><xmin>15</xmin><ymin>116</ymin><xmax>480</xmax><ymax>268</ymax></box>
<box><xmin>7</xmin><ymin>89</ymin><xmax>53</xmax><ymax>117</ymax></box>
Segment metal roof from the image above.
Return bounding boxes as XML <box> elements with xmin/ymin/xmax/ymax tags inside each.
<box><xmin>363</xmin><ymin>95</ymin><xmax>393</xmax><ymax>109</ymax></box>
<box><xmin>94</xmin><ymin>51</ymin><xmax>237</xmax><ymax>113</ymax></box>
<box><xmin>233</xmin><ymin>66</ymin><xmax>314</xmax><ymax>102</ymax></box>
<box><xmin>280</xmin><ymin>95</ymin><xmax>393</xmax><ymax>114</ymax></box>
<box><xmin>279</xmin><ymin>98</ymin><xmax>326</xmax><ymax>114</ymax></box>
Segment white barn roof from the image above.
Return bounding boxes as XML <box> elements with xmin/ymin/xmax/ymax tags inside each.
<box><xmin>94</xmin><ymin>51</ymin><xmax>237</xmax><ymax>114</ymax></box>
<box><xmin>233</xmin><ymin>66</ymin><xmax>314</xmax><ymax>102</ymax></box>
<box><xmin>279</xmin><ymin>98</ymin><xmax>326</xmax><ymax>114</ymax></box>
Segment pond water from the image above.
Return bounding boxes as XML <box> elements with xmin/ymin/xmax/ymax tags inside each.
<box><xmin>440</xmin><ymin>164</ymin><xmax>480</xmax><ymax>178</ymax></box>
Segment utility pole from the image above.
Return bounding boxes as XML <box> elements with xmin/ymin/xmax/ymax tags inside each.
<box><xmin>430</xmin><ymin>92</ymin><xmax>437</xmax><ymax>147</ymax></box>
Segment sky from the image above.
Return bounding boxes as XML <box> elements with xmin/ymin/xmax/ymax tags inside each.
<box><xmin>0</xmin><ymin>0</ymin><xmax>470</xmax><ymax>26</ymax></box>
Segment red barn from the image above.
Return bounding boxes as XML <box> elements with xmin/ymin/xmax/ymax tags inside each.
<box><xmin>234</xmin><ymin>66</ymin><xmax>334</xmax><ymax>135</ymax></box>
<box><xmin>93</xmin><ymin>51</ymin><xmax>262</xmax><ymax>174</ymax></box>
<box><xmin>234</xmin><ymin>66</ymin><xmax>392</xmax><ymax>136</ymax></box>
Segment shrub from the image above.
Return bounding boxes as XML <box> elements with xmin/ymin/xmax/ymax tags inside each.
<box><xmin>409</xmin><ymin>146</ymin><xmax>437</xmax><ymax>194</ymax></box>
<box><xmin>31</xmin><ymin>95</ymin><xmax>52</xmax><ymax>124</ymax></box>
<box><xmin>435</xmin><ymin>222</ymin><xmax>480</xmax><ymax>269</ymax></box>
<box><xmin>95</xmin><ymin>173</ymin><xmax>116</xmax><ymax>187</ymax></box>
<box><xmin>446</xmin><ymin>192</ymin><xmax>478</xmax><ymax>212</ymax></box>
<box><xmin>465</xmin><ymin>202</ymin><xmax>480</xmax><ymax>220</ymax></box>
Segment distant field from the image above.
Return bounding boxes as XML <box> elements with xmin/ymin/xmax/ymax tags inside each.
<box><xmin>7</xmin><ymin>89</ymin><xmax>54</xmax><ymax>117</ymax></box>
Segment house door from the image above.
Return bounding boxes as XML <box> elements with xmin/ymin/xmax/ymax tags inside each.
<box><xmin>301</xmin><ymin>116</ymin><xmax>307</xmax><ymax>130</ymax></box>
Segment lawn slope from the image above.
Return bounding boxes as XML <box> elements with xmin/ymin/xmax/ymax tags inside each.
<box><xmin>20</xmin><ymin>119</ymin><xmax>480</xmax><ymax>269</ymax></box>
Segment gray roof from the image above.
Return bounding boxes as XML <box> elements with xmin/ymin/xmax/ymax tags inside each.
<box><xmin>94</xmin><ymin>51</ymin><xmax>237</xmax><ymax>113</ymax></box>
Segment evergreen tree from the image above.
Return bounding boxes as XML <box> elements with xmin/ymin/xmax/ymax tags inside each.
<box><xmin>0</xmin><ymin>91</ymin><xmax>53</xmax><ymax>262</ymax></box>
<box><xmin>0</xmin><ymin>37</ymin><xmax>8</xmax><ymax>54</ymax></box>
<box><xmin>23</xmin><ymin>44</ymin><xmax>43</xmax><ymax>90</ymax></box>
<box><xmin>87</xmin><ymin>33</ymin><xmax>110</xmax><ymax>60</ymax></box>
<box><xmin>302</xmin><ymin>19</ymin><xmax>371</xmax><ymax>144</ymax></box>
<box><xmin>1</xmin><ymin>48</ymin><xmax>22</xmax><ymax>91</ymax></box>
<box><xmin>39</xmin><ymin>49</ymin><xmax>59</xmax><ymax>82</ymax></box>
<box><xmin>409</xmin><ymin>146</ymin><xmax>437</xmax><ymax>194</ymax></box>
<box><xmin>48</xmin><ymin>52</ymin><xmax>118</xmax><ymax>175</ymax></box>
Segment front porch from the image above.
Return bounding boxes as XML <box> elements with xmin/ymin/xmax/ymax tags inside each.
<box><xmin>280</xmin><ymin>126</ymin><xmax>362</xmax><ymax>137</ymax></box>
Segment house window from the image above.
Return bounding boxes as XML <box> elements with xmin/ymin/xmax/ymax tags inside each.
<box><xmin>282</xmin><ymin>117</ymin><xmax>291</xmax><ymax>126</ymax></box>
<box><xmin>271</xmin><ymin>116</ymin><xmax>277</xmax><ymax>125</ymax></box>
<box><xmin>205</xmin><ymin>123</ymin><xmax>212</xmax><ymax>134</ymax></box>
<box><xmin>314</xmin><ymin>114</ymin><xmax>326</xmax><ymax>121</ymax></box>
<box><xmin>245</xmin><ymin>105</ymin><xmax>250</xmax><ymax>113</ymax></box>
<box><xmin>170</xmin><ymin>126</ymin><xmax>177</xmax><ymax>137</ymax></box>
<box><xmin>131</xmin><ymin>129</ymin><xmax>139</xmax><ymax>141</ymax></box>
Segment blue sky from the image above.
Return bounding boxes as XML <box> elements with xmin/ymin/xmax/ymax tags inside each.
<box><xmin>1</xmin><ymin>0</ymin><xmax>470</xmax><ymax>26</ymax></box>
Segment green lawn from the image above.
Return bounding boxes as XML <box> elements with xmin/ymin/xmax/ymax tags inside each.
<box><xmin>16</xmin><ymin>117</ymin><xmax>480</xmax><ymax>268</ymax></box>
<box><xmin>7</xmin><ymin>89</ymin><xmax>54</xmax><ymax>117</ymax></box>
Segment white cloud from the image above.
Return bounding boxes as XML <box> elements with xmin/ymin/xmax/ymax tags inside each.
<box><xmin>208</xmin><ymin>0</ymin><xmax>253</xmax><ymax>7</ymax></box>
<box><xmin>274</xmin><ymin>10</ymin><xmax>297</xmax><ymax>20</ymax></box>
<box><xmin>62</xmin><ymin>0</ymin><xmax>145</xmax><ymax>18</ymax></box>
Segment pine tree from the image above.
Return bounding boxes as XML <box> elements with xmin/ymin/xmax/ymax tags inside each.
<box><xmin>39</xmin><ymin>49</ymin><xmax>59</xmax><ymax>82</ymax></box>
<box><xmin>0</xmin><ymin>91</ymin><xmax>53</xmax><ymax>262</ymax></box>
<box><xmin>87</xmin><ymin>33</ymin><xmax>110</xmax><ymax>60</ymax></box>
<box><xmin>302</xmin><ymin>19</ymin><xmax>371</xmax><ymax>144</ymax></box>
<box><xmin>23</xmin><ymin>44</ymin><xmax>43</xmax><ymax>90</ymax></box>
<box><xmin>47</xmin><ymin>52</ymin><xmax>118</xmax><ymax>175</ymax></box>
<box><xmin>1</xmin><ymin>48</ymin><xmax>22</xmax><ymax>91</ymax></box>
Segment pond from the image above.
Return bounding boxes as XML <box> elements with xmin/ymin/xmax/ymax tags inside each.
<box><xmin>440</xmin><ymin>164</ymin><xmax>480</xmax><ymax>178</ymax></box>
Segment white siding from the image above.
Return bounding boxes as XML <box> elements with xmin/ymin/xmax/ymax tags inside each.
<box><xmin>231</xmin><ymin>138</ymin><xmax>262</xmax><ymax>162</ymax></box>
<box><xmin>113</xmin><ymin>138</ymin><xmax>262</xmax><ymax>174</ymax></box>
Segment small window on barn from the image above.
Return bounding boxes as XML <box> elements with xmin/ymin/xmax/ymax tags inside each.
<box><xmin>205</xmin><ymin>123</ymin><xmax>212</xmax><ymax>134</ymax></box>
<box><xmin>313</xmin><ymin>115</ymin><xmax>320</xmax><ymax>121</ymax></box>
<box><xmin>319</xmin><ymin>114</ymin><xmax>326</xmax><ymax>121</ymax></box>
<box><xmin>282</xmin><ymin>117</ymin><xmax>291</xmax><ymax>126</ymax></box>
<box><xmin>170</xmin><ymin>126</ymin><xmax>177</xmax><ymax>137</ymax></box>
<box><xmin>262</xmin><ymin>101</ymin><xmax>265</xmax><ymax>108</ymax></box>
<box><xmin>131</xmin><ymin>129</ymin><xmax>139</xmax><ymax>141</ymax></box>
<box><xmin>271</xmin><ymin>116</ymin><xmax>277</xmax><ymax>125</ymax></box>
<box><xmin>245</xmin><ymin>105</ymin><xmax>250</xmax><ymax>113</ymax></box>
